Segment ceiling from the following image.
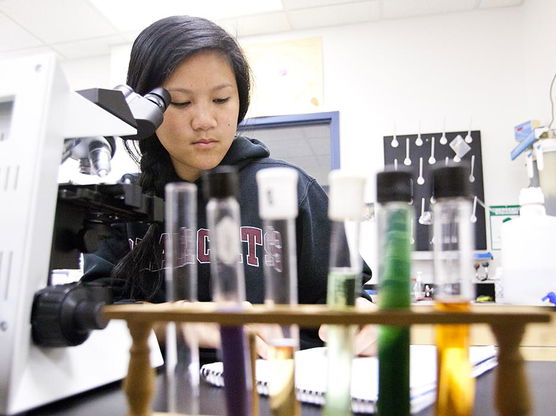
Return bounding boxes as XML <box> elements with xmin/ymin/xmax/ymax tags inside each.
<box><xmin>0</xmin><ymin>0</ymin><xmax>525</xmax><ymax>61</ymax></box>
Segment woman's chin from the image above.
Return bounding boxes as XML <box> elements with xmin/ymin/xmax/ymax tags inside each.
<box><xmin>197</xmin><ymin>159</ymin><xmax>224</xmax><ymax>171</ymax></box>
<box><xmin>190</xmin><ymin>156</ymin><xmax>228</xmax><ymax>175</ymax></box>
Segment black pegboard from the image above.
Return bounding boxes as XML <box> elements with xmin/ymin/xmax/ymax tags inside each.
<box><xmin>383</xmin><ymin>131</ymin><xmax>486</xmax><ymax>251</ymax></box>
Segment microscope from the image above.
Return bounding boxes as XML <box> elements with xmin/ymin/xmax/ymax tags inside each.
<box><xmin>0</xmin><ymin>53</ymin><xmax>166</xmax><ymax>414</ymax></box>
<box><xmin>32</xmin><ymin>84</ymin><xmax>168</xmax><ymax>347</ymax></box>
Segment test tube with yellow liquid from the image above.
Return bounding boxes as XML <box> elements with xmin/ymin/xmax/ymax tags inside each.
<box><xmin>431</xmin><ymin>164</ymin><xmax>475</xmax><ymax>416</ymax></box>
<box><xmin>324</xmin><ymin>170</ymin><xmax>367</xmax><ymax>416</ymax></box>
<box><xmin>256</xmin><ymin>167</ymin><xmax>300</xmax><ymax>416</ymax></box>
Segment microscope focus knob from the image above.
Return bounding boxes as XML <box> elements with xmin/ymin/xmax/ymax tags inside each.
<box><xmin>31</xmin><ymin>282</ymin><xmax>112</xmax><ymax>347</ymax></box>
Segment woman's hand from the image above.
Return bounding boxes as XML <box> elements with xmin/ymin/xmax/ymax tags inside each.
<box><xmin>153</xmin><ymin>301</ymin><xmax>287</xmax><ymax>359</ymax></box>
<box><xmin>247</xmin><ymin>324</ymin><xmax>287</xmax><ymax>359</ymax></box>
<box><xmin>318</xmin><ymin>297</ymin><xmax>378</xmax><ymax>357</ymax></box>
<box><xmin>149</xmin><ymin>301</ymin><xmax>221</xmax><ymax>348</ymax></box>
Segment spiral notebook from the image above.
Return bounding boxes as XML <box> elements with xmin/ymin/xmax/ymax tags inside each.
<box><xmin>200</xmin><ymin>344</ymin><xmax>497</xmax><ymax>414</ymax></box>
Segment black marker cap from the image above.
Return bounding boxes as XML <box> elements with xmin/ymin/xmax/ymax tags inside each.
<box><xmin>377</xmin><ymin>168</ymin><xmax>413</xmax><ymax>203</ymax></box>
<box><xmin>202</xmin><ymin>165</ymin><xmax>239</xmax><ymax>199</ymax></box>
<box><xmin>432</xmin><ymin>163</ymin><xmax>471</xmax><ymax>198</ymax></box>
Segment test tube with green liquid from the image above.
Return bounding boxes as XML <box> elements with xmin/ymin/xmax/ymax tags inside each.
<box><xmin>376</xmin><ymin>169</ymin><xmax>413</xmax><ymax>416</ymax></box>
<box><xmin>323</xmin><ymin>170</ymin><xmax>367</xmax><ymax>416</ymax></box>
<box><xmin>256</xmin><ymin>167</ymin><xmax>300</xmax><ymax>416</ymax></box>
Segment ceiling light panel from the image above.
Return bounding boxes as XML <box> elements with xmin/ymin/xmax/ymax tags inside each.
<box><xmin>219</xmin><ymin>12</ymin><xmax>291</xmax><ymax>37</ymax></box>
<box><xmin>479</xmin><ymin>0</ymin><xmax>524</xmax><ymax>8</ymax></box>
<box><xmin>89</xmin><ymin>0</ymin><xmax>283</xmax><ymax>33</ymax></box>
<box><xmin>1</xmin><ymin>0</ymin><xmax>118</xmax><ymax>43</ymax></box>
<box><xmin>0</xmin><ymin>13</ymin><xmax>43</xmax><ymax>51</ymax></box>
<box><xmin>381</xmin><ymin>0</ymin><xmax>478</xmax><ymax>19</ymax></box>
<box><xmin>282</xmin><ymin>0</ymin><xmax>359</xmax><ymax>10</ymax></box>
<box><xmin>288</xmin><ymin>1</ymin><xmax>379</xmax><ymax>30</ymax></box>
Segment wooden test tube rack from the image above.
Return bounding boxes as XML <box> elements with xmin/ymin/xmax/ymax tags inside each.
<box><xmin>102</xmin><ymin>303</ymin><xmax>552</xmax><ymax>416</ymax></box>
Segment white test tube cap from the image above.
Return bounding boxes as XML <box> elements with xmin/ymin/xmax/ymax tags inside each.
<box><xmin>256</xmin><ymin>167</ymin><xmax>299</xmax><ymax>220</ymax></box>
<box><xmin>328</xmin><ymin>170</ymin><xmax>367</xmax><ymax>221</ymax></box>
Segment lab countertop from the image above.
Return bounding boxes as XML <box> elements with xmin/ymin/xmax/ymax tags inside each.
<box><xmin>19</xmin><ymin>361</ymin><xmax>556</xmax><ymax>416</ymax></box>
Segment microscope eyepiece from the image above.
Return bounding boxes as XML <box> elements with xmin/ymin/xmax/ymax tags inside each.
<box><xmin>144</xmin><ymin>87</ymin><xmax>170</xmax><ymax>112</ymax></box>
<box><xmin>113</xmin><ymin>84</ymin><xmax>134</xmax><ymax>97</ymax></box>
<box><xmin>115</xmin><ymin>85</ymin><xmax>170</xmax><ymax>140</ymax></box>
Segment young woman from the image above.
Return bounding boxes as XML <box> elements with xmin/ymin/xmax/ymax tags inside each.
<box><xmin>83</xmin><ymin>15</ymin><xmax>374</xmax><ymax>362</ymax></box>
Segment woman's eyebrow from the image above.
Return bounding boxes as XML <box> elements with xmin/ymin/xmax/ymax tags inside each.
<box><xmin>167</xmin><ymin>84</ymin><xmax>234</xmax><ymax>93</ymax></box>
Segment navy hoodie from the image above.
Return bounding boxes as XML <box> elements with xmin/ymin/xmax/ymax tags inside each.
<box><xmin>83</xmin><ymin>136</ymin><xmax>371</xmax><ymax>359</ymax></box>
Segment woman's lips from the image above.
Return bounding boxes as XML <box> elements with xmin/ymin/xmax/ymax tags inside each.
<box><xmin>192</xmin><ymin>138</ymin><xmax>217</xmax><ymax>148</ymax></box>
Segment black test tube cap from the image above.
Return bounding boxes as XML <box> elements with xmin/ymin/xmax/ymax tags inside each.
<box><xmin>432</xmin><ymin>163</ymin><xmax>471</xmax><ymax>199</ymax></box>
<box><xmin>202</xmin><ymin>165</ymin><xmax>240</xmax><ymax>199</ymax></box>
<box><xmin>377</xmin><ymin>168</ymin><xmax>413</xmax><ymax>203</ymax></box>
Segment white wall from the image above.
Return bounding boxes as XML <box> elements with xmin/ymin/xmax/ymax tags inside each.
<box><xmin>239</xmin><ymin>0</ymin><xmax>555</xmax><ymax>277</ymax></box>
<box><xmin>522</xmin><ymin>0</ymin><xmax>556</xmax><ymax>119</ymax></box>
<box><xmin>320</xmin><ymin>5</ymin><xmax>530</xmax><ymax>277</ymax></box>
<box><xmin>60</xmin><ymin>0</ymin><xmax>556</xmax><ymax>279</ymax></box>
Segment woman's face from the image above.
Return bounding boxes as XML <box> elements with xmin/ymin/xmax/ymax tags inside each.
<box><xmin>157</xmin><ymin>50</ymin><xmax>240</xmax><ymax>181</ymax></box>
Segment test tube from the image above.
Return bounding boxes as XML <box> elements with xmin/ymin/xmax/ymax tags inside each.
<box><xmin>164</xmin><ymin>182</ymin><xmax>199</xmax><ymax>415</ymax></box>
<box><xmin>376</xmin><ymin>169</ymin><xmax>413</xmax><ymax>416</ymax></box>
<box><xmin>323</xmin><ymin>170</ymin><xmax>367</xmax><ymax>416</ymax></box>
<box><xmin>203</xmin><ymin>166</ymin><xmax>252</xmax><ymax>416</ymax></box>
<box><xmin>256</xmin><ymin>167</ymin><xmax>300</xmax><ymax>416</ymax></box>
<box><xmin>431</xmin><ymin>164</ymin><xmax>475</xmax><ymax>416</ymax></box>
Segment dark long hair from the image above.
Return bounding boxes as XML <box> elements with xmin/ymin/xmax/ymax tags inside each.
<box><xmin>113</xmin><ymin>15</ymin><xmax>251</xmax><ymax>301</ymax></box>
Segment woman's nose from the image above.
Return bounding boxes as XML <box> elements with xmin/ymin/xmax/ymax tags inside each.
<box><xmin>191</xmin><ymin>104</ymin><xmax>217</xmax><ymax>131</ymax></box>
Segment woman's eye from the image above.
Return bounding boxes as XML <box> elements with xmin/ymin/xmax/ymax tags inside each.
<box><xmin>214</xmin><ymin>97</ymin><xmax>230</xmax><ymax>104</ymax></box>
<box><xmin>170</xmin><ymin>101</ymin><xmax>191</xmax><ymax>108</ymax></box>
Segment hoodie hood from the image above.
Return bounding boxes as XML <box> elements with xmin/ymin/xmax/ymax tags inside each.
<box><xmin>219</xmin><ymin>136</ymin><xmax>270</xmax><ymax>170</ymax></box>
